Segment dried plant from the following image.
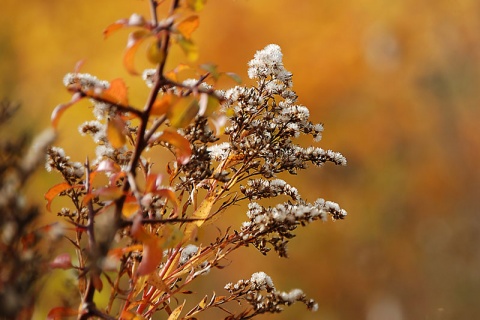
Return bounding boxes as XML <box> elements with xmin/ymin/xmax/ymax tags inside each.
<box><xmin>0</xmin><ymin>100</ymin><xmax>57</xmax><ymax>319</ymax></box>
<box><xmin>44</xmin><ymin>1</ymin><xmax>347</xmax><ymax>319</ymax></box>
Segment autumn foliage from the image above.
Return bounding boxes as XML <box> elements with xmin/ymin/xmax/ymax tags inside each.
<box><xmin>38</xmin><ymin>0</ymin><xmax>347</xmax><ymax>319</ymax></box>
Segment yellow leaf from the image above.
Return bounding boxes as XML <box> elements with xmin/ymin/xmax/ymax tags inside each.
<box><xmin>198</xmin><ymin>93</ymin><xmax>220</xmax><ymax>117</ymax></box>
<box><xmin>176</xmin><ymin>15</ymin><xmax>200</xmax><ymax>39</ymax></box>
<box><xmin>186</xmin><ymin>0</ymin><xmax>207</xmax><ymax>12</ymax></box>
<box><xmin>167</xmin><ymin>95</ymin><xmax>199</xmax><ymax>128</ymax></box>
<box><xmin>183</xmin><ymin>194</ymin><xmax>216</xmax><ymax>241</ymax></box>
<box><xmin>147</xmin><ymin>39</ymin><xmax>165</xmax><ymax>65</ymax></box>
<box><xmin>198</xmin><ymin>295</ymin><xmax>208</xmax><ymax>309</ymax></box>
<box><xmin>107</xmin><ymin>116</ymin><xmax>127</xmax><ymax>149</ymax></box>
<box><xmin>167</xmin><ymin>301</ymin><xmax>185</xmax><ymax>320</ymax></box>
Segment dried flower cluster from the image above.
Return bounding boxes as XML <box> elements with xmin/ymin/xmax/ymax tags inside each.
<box><xmin>42</xmin><ymin>1</ymin><xmax>347</xmax><ymax>319</ymax></box>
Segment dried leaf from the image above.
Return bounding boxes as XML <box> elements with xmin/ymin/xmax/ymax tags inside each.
<box><xmin>124</xmin><ymin>30</ymin><xmax>150</xmax><ymax>75</ymax></box>
<box><xmin>167</xmin><ymin>301</ymin><xmax>186</xmax><ymax>320</ymax></box>
<box><xmin>45</xmin><ymin>182</ymin><xmax>75</xmax><ymax>212</ymax></box>
<box><xmin>176</xmin><ymin>15</ymin><xmax>200</xmax><ymax>39</ymax></box>
<box><xmin>155</xmin><ymin>128</ymin><xmax>192</xmax><ymax>164</ymax></box>
<box><xmin>167</xmin><ymin>95</ymin><xmax>199</xmax><ymax>128</ymax></box>
<box><xmin>50</xmin><ymin>253</ymin><xmax>73</xmax><ymax>270</ymax></box>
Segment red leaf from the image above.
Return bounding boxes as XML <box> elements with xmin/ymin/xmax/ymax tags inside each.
<box><xmin>47</xmin><ymin>307</ymin><xmax>80</xmax><ymax>320</ymax></box>
<box><xmin>45</xmin><ymin>182</ymin><xmax>74</xmax><ymax>212</ymax></box>
<box><xmin>51</xmin><ymin>92</ymin><xmax>84</xmax><ymax>129</ymax></box>
<box><xmin>155</xmin><ymin>128</ymin><xmax>192</xmax><ymax>164</ymax></box>
<box><xmin>50</xmin><ymin>253</ymin><xmax>73</xmax><ymax>270</ymax></box>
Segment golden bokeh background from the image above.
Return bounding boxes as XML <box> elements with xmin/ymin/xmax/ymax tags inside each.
<box><xmin>2</xmin><ymin>0</ymin><xmax>480</xmax><ymax>319</ymax></box>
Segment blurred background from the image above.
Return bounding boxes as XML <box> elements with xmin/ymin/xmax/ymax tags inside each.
<box><xmin>2</xmin><ymin>0</ymin><xmax>480</xmax><ymax>319</ymax></box>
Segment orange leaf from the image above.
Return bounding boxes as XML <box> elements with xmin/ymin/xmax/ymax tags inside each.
<box><xmin>175</xmin><ymin>15</ymin><xmax>200</xmax><ymax>40</ymax></box>
<box><xmin>103</xmin><ymin>78</ymin><xmax>129</xmax><ymax>106</ymax></box>
<box><xmin>145</xmin><ymin>173</ymin><xmax>163</xmax><ymax>193</ymax></box>
<box><xmin>165</xmin><ymin>64</ymin><xmax>190</xmax><ymax>82</ymax></box>
<box><xmin>103</xmin><ymin>18</ymin><xmax>129</xmax><ymax>38</ymax></box>
<box><xmin>151</xmin><ymin>93</ymin><xmax>175</xmax><ymax>116</ymax></box>
<box><xmin>155</xmin><ymin>128</ymin><xmax>192</xmax><ymax>164</ymax></box>
<box><xmin>108</xmin><ymin>244</ymin><xmax>143</xmax><ymax>259</ymax></box>
<box><xmin>153</xmin><ymin>189</ymin><xmax>180</xmax><ymax>214</ymax></box>
<box><xmin>167</xmin><ymin>95</ymin><xmax>199</xmax><ymax>128</ymax></box>
<box><xmin>123</xmin><ymin>194</ymin><xmax>140</xmax><ymax>218</ymax></box>
<box><xmin>120</xmin><ymin>311</ymin><xmax>147</xmax><ymax>320</ymax></box>
<box><xmin>51</xmin><ymin>92</ymin><xmax>84</xmax><ymax>129</ymax></box>
<box><xmin>45</xmin><ymin>182</ymin><xmax>75</xmax><ymax>212</ymax></box>
<box><xmin>107</xmin><ymin>116</ymin><xmax>127</xmax><ymax>149</ymax></box>
<box><xmin>131</xmin><ymin>226</ymin><xmax>164</xmax><ymax>276</ymax></box>
<box><xmin>47</xmin><ymin>307</ymin><xmax>80</xmax><ymax>320</ymax></box>
<box><xmin>124</xmin><ymin>30</ymin><xmax>150</xmax><ymax>75</ymax></box>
